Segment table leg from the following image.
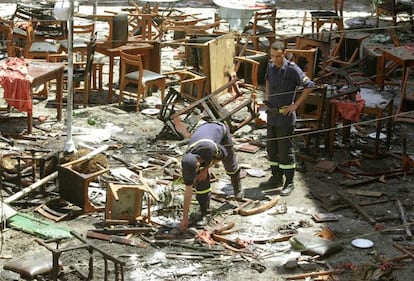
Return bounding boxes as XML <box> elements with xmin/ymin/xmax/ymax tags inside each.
<box><xmin>374</xmin><ymin>113</ymin><xmax>382</xmax><ymax>158</ymax></box>
<box><xmin>108</xmin><ymin>56</ymin><xmax>114</xmax><ymax>104</ymax></box>
<box><xmin>385</xmin><ymin>100</ymin><xmax>393</xmax><ymax>150</ymax></box>
<box><xmin>328</xmin><ymin>102</ymin><xmax>337</xmax><ymax>158</ymax></box>
<box><xmin>56</xmin><ymin>69</ymin><xmax>63</xmax><ymax>121</ymax></box>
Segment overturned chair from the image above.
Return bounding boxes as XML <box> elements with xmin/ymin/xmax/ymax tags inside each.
<box><xmin>157</xmin><ymin>78</ymin><xmax>257</xmax><ymax>139</ymax></box>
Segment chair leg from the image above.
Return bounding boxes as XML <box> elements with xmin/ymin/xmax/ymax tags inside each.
<box><xmin>118</xmin><ymin>82</ymin><xmax>125</xmax><ymax>105</ymax></box>
<box><xmin>83</xmin><ymin>78</ymin><xmax>90</xmax><ymax>105</ymax></box>
<box><xmin>136</xmin><ymin>88</ymin><xmax>143</xmax><ymax>112</ymax></box>
<box><xmin>160</xmin><ymin>84</ymin><xmax>166</xmax><ymax>104</ymax></box>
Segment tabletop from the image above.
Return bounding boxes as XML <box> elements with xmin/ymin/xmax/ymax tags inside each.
<box><xmin>381</xmin><ymin>45</ymin><xmax>414</xmax><ymax>63</ymax></box>
<box><xmin>213</xmin><ymin>0</ymin><xmax>277</xmax><ymax>10</ymax></box>
<box><xmin>213</xmin><ymin>0</ymin><xmax>277</xmax><ymax>31</ymax></box>
<box><xmin>137</xmin><ymin>0</ymin><xmax>181</xmax><ymax>2</ymax></box>
<box><xmin>28</xmin><ymin>61</ymin><xmax>65</xmax><ymax>84</ymax></box>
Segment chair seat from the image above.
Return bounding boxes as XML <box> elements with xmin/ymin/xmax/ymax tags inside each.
<box><xmin>310</xmin><ymin>11</ymin><xmax>339</xmax><ymax>18</ymax></box>
<box><xmin>29</xmin><ymin>42</ymin><xmax>60</xmax><ymax>53</ymax></box>
<box><xmin>59</xmin><ymin>39</ymin><xmax>88</xmax><ymax>50</ymax></box>
<box><xmin>378</xmin><ymin>3</ymin><xmax>413</xmax><ymax>13</ymax></box>
<box><xmin>125</xmin><ymin>70</ymin><xmax>166</xmax><ymax>83</ymax></box>
<box><xmin>243</xmin><ymin>25</ymin><xmax>273</xmax><ymax>35</ymax></box>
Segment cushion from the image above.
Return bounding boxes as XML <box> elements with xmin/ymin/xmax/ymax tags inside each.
<box><xmin>30</xmin><ymin>42</ymin><xmax>60</xmax><ymax>54</ymax></box>
<box><xmin>3</xmin><ymin>251</ymin><xmax>61</xmax><ymax>278</ymax></box>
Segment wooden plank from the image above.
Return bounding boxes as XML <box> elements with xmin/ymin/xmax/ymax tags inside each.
<box><xmin>209</xmin><ymin>32</ymin><xmax>235</xmax><ymax>93</ymax></box>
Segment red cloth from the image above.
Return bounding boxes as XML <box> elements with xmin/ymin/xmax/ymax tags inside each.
<box><xmin>331</xmin><ymin>93</ymin><xmax>365</xmax><ymax>122</ymax></box>
<box><xmin>0</xmin><ymin>57</ymin><xmax>32</xmax><ymax>113</ymax></box>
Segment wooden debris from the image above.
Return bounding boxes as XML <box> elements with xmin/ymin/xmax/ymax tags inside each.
<box><xmin>238</xmin><ymin>196</ymin><xmax>280</xmax><ymax>216</ymax></box>
<box><xmin>337</xmin><ymin>191</ymin><xmax>376</xmax><ymax>225</ymax></box>
<box><xmin>86</xmin><ymin>230</ymin><xmax>147</xmax><ymax>248</ymax></box>
<box><xmin>395</xmin><ymin>200</ymin><xmax>412</xmax><ymax>240</ymax></box>
<box><xmin>393</xmin><ymin>243</ymin><xmax>414</xmax><ymax>260</ymax></box>
<box><xmin>285</xmin><ymin>269</ymin><xmax>345</xmax><ymax>280</ymax></box>
<box><xmin>346</xmin><ymin>189</ymin><xmax>384</xmax><ymax>198</ymax></box>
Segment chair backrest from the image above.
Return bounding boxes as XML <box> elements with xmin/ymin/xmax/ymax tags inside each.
<box><xmin>73</xmin><ymin>22</ymin><xmax>95</xmax><ymax>39</ymax></box>
<box><xmin>0</xmin><ymin>19</ymin><xmax>15</xmax><ymax>57</ymax></box>
<box><xmin>111</xmin><ymin>14</ymin><xmax>129</xmax><ymax>47</ymax></box>
<box><xmin>334</xmin><ymin>0</ymin><xmax>345</xmax><ymax>17</ymax></box>
<box><xmin>286</xmin><ymin>48</ymin><xmax>318</xmax><ymax>79</ymax></box>
<box><xmin>252</xmin><ymin>7</ymin><xmax>277</xmax><ymax>35</ymax></box>
<box><xmin>296</xmin><ymin>86</ymin><xmax>327</xmax><ymax>126</ymax></box>
<box><xmin>85</xmin><ymin>32</ymin><xmax>98</xmax><ymax>78</ymax></box>
<box><xmin>120</xmin><ymin>49</ymin><xmax>144</xmax><ymax>83</ymax></box>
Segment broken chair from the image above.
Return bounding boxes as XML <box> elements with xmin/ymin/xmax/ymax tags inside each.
<box><xmin>58</xmin><ymin>155</ymin><xmax>109</xmax><ymax>213</ymax></box>
<box><xmin>241</xmin><ymin>7</ymin><xmax>277</xmax><ymax>51</ymax></box>
<box><xmin>158</xmin><ymin>78</ymin><xmax>257</xmax><ymax>139</ymax></box>
<box><xmin>310</xmin><ymin>0</ymin><xmax>345</xmax><ymax>39</ymax></box>
<box><xmin>105</xmin><ymin>181</ymin><xmax>160</xmax><ymax>225</ymax></box>
<box><xmin>294</xmin><ymin>86</ymin><xmax>327</xmax><ymax>154</ymax></box>
<box><xmin>118</xmin><ymin>49</ymin><xmax>166</xmax><ymax>111</ymax></box>
<box><xmin>164</xmin><ymin>69</ymin><xmax>207</xmax><ymax>101</ymax></box>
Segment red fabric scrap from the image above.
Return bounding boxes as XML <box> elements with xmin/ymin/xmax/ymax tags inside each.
<box><xmin>0</xmin><ymin>57</ymin><xmax>32</xmax><ymax>113</ymax></box>
<box><xmin>330</xmin><ymin>93</ymin><xmax>365</xmax><ymax>122</ymax></box>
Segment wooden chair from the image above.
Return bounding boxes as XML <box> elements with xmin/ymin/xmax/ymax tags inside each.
<box><xmin>310</xmin><ymin>0</ymin><xmax>344</xmax><ymax>39</ymax></box>
<box><xmin>94</xmin><ymin>13</ymin><xmax>129</xmax><ymax>48</ymax></box>
<box><xmin>118</xmin><ymin>50</ymin><xmax>166</xmax><ymax>111</ymax></box>
<box><xmin>375</xmin><ymin>0</ymin><xmax>414</xmax><ymax>30</ymax></box>
<box><xmin>164</xmin><ymin>69</ymin><xmax>207</xmax><ymax>101</ymax></box>
<box><xmin>242</xmin><ymin>7</ymin><xmax>277</xmax><ymax>51</ymax></box>
<box><xmin>0</xmin><ymin>19</ymin><xmax>15</xmax><ymax>57</ymax></box>
<box><xmin>71</xmin><ymin>34</ymin><xmax>98</xmax><ymax>105</ymax></box>
<box><xmin>286</xmin><ymin>48</ymin><xmax>318</xmax><ymax>79</ymax></box>
<box><xmin>22</xmin><ymin>21</ymin><xmax>62</xmax><ymax>60</ymax></box>
<box><xmin>59</xmin><ymin>22</ymin><xmax>95</xmax><ymax>61</ymax></box>
<box><xmin>294</xmin><ymin>86</ymin><xmax>327</xmax><ymax>153</ymax></box>
<box><xmin>234</xmin><ymin>49</ymin><xmax>269</xmax><ymax>90</ymax></box>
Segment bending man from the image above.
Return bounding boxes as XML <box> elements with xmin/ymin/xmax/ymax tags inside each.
<box><xmin>180</xmin><ymin>121</ymin><xmax>243</xmax><ymax>232</ymax></box>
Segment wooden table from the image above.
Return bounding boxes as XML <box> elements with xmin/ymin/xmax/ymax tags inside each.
<box><xmin>95</xmin><ymin>42</ymin><xmax>155</xmax><ymax>103</ymax></box>
<box><xmin>327</xmin><ymin>88</ymin><xmax>393</xmax><ymax>158</ymax></box>
<box><xmin>379</xmin><ymin>45</ymin><xmax>414</xmax><ymax>122</ymax></box>
<box><xmin>1</xmin><ymin>60</ymin><xmax>64</xmax><ymax>134</ymax></box>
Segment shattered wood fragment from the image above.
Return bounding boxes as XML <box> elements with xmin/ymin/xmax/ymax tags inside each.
<box><xmin>251</xmin><ymin>234</ymin><xmax>293</xmax><ymax>244</ymax></box>
<box><xmin>166</xmin><ymin>252</ymin><xmax>215</xmax><ymax>258</ymax></box>
<box><xmin>340</xmin><ymin>176</ymin><xmax>377</xmax><ymax>187</ymax></box>
<box><xmin>90</xmin><ymin>227</ymin><xmax>156</xmax><ymax>235</ymax></box>
<box><xmin>395</xmin><ymin>200</ymin><xmax>412</xmax><ymax>240</ymax></box>
<box><xmin>346</xmin><ymin>189</ymin><xmax>384</xmax><ymax>198</ymax></box>
<box><xmin>165</xmin><ymin>254</ymin><xmax>205</xmax><ymax>260</ymax></box>
<box><xmin>233</xmin><ymin>199</ymin><xmax>254</xmax><ymax>214</ymax></box>
<box><xmin>392</xmin><ymin>243</ymin><xmax>414</xmax><ymax>260</ymax></box>
<box><xmin>211</xmin><ymin>233</ymin><xmax>247</xmax><ymax>249</ymax></box>
<box><xmin>87</xmin><ymin>231</ymin><xmax>147</xmax><ymax>248</ymax></box>
<box><xmin>238</xmin><ymin>196</ymin><xmax>280</xmax><ymax>216</ymax></box>
<box><xmin>314</xmin><ymin>160</ymin><xmax>337</xmax><ymax>173</ymax></box>
<box><xmin>337</xmin><ymin>191</ymin><xmax>376</xmax><ymax>225</ymax></box>
<box><xmin>285</xmin><ymin>269</ymin><xmax>345</xmax><ymax>280</ymax></box>
<box><xmin>213</xmin><ymin>222</ymin><xmax>235</xmax><ymax>234</ymax></box>
<box><xmin>237</xmin><ymin>143</ymin><xmax>260</xmax><ymax>153</ymax></box>
<box><xmin>335</xmin><ymin>166</ymin><xmax>358</xmax><ymax>179</ymax></box>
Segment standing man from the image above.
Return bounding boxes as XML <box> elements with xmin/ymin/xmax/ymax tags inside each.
<box><xmin>260</xmin><ymin>41</ymin><xmax>316</xmax><ymax>196</ymax></box>
<box><xmin>180</xmin><ymin>121</ymin><xmax>243</xmax><ymax>232</ymax></box>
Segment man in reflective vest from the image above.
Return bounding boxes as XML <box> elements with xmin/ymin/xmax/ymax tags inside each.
<box><xmin>180</xmin><ymin>122</ymin><xmax>242</xmax><ymax>232</ymax></box>
<box><xmin>260</xmin><ymin>41</ymin><xmax>316</xmax><ymax>196</ymax></box>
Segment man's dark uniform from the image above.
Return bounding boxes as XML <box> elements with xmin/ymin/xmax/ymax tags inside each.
<box><xmin>182</xmin><ymin>122</ymin><xmax>242</xmax><ymax>215</ymax></box>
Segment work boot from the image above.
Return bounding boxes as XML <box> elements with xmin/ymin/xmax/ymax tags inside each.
<box><xmin>280</xmin><ymin>169</ymin><xmax>295</xmax><ymax>196</ymax></box>
<box><xmin>230</xmin><ymin>171</ymin><xmax>244</xmax><ymax>199</ymax></box>
<box><xmin>259</xmin><ymin>166</ymin><xmax>283</xmax><ymax>189</ymax></box>
<box><xmin>196</xmin><ymin>193</ymin><xmax>210</xmax><ymax>217</ymax></box>
<box><xmin>196</xmin><ymin>214</ymin><xmax>211</xmax><ymax>228</ymax></box>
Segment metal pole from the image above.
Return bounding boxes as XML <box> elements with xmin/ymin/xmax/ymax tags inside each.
<box><xmin>63</xmin><ymin>0</ymin><xmax>76</xmax><ymax>153</ymax></box>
